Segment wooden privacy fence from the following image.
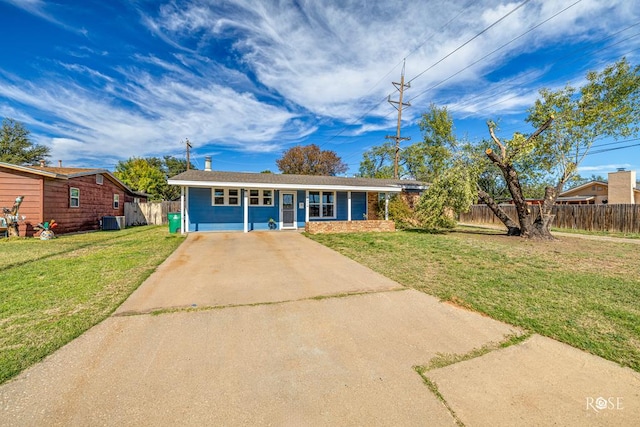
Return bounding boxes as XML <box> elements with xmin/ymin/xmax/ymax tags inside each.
<box><xmin>460</xmin><ymin>204</ymin><xmax>640</xmax><ymax>233</ymax></box>
<box><xmin>124</xmin><ymin>201</ymin><xmax>181</xmax><ymax>226</ymax></box>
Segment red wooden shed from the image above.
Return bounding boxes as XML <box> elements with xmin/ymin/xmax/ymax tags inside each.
<box><xmin>0</xmin><ymin>162</ymin><xmax>147</xmax><ymax>236</ymax></box>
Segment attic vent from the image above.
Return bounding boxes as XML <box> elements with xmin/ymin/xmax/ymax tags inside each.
<box><xmin>96</xmin><ymin>174</ymin><xmax>104</xmax><ymax>185</ymax></box>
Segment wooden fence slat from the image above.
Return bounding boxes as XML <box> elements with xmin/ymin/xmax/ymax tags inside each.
<box><xmin>124</xmin><ymin>201</ymin><xmax>181</xmax><ymax>226</ymax></box>
<box><xmin>460</xmin><ymin>204</ymin><xmax>640</xmax><ymax>233</ymax></box>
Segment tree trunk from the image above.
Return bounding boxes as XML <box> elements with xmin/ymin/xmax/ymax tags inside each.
<box><xmin>477</xmin><ymin>188</ymin><xmax>521</xmax><ymax>235</ymax></box>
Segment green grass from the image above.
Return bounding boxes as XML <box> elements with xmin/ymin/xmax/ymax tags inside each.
<box><xmin>308</xmin><ymin>229</ymin><xmax>640</xmax><ymax>372</ymax></box>
<box><xmin>0</xmin><ymin>226</ymin><xmax>185</xmax><ymax>384</ymax></box>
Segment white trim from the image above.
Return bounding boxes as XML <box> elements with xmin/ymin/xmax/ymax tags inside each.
<box><xmin>243</xmin><ymin>189</ymin><xmax>249</xmax><ymax>233</ymax></box>
<box><xmin>180</xmin><ymin>187</ymin><xmax>185</xmax><ymax>234</ymax></box>
<box><xmin>347</xmin><ymin>191</ymin><xmax>352</xmax><ymax>221</ymax></box>
<box><xmin>168</xmin><ymin>179</ymin><xmax>403</xmax><ymax>193</ymax></box>
<box><xmin>212</xmin><ymin>188</ymin><xmax>240</xmax><ymax>206</ymax></box>
<box><xmin>308</xmin><ymin>190</ymin><xmax>336</xmax><ymax>219</ymax></box>
<box><xmin>70</xmin><ymin>187</ymin><xmax>80</xmax><ymax>208</ymax></box>
<box><xmin>305</xmin><ymin>191</ymin><xmax>309</xmax><ymax>222</ymax></box>
<box><xmin>248</xmin><ymin>188</ymin><xmax>274</xmax><ymax>206</ymax></box>
<box><xmin>384</xmin><ymin>193</ymin><xmax>389</xmax><ymax>220</ymax></box>
<box><xmin>280</xmin><ymin>191</ymin><xmax>297</xmax><ymax>230</ymax></box>
<box><xmin>185</xmin><ymin>187</ymin><xmax>190</xmax><ymax>233</ymax></box>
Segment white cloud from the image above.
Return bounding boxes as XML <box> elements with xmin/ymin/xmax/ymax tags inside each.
<box><xmin>144</xmin><ymin>0</ymin><xmax>639</xmax><ymax>122</ymax></box>
<box><xmin>2</xmin><ymin>0</ymin><xmax>639</xmax><ymax>168</ymax></box>
<box><xmin>0</xmin><ymin>68</ymin><xmax>310</xmax><ymax>165</ymax></box>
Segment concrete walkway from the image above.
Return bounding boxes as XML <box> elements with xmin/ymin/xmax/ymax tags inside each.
<box><xmin>1</xmin><ymin>232</ymin><xmax>639</xmax><ymax>426</ymax></box>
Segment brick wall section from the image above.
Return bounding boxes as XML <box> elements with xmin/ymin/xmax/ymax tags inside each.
<box><xmin>367</xmin><ymin>192</ymin><xmax>380</xmax><ymax>220</ymax></box>
<box><xmin>400</xmin><ymin>191</ymin><xmax>420</xmax><ymax>209</ymax></box>
<box><xmin>305</xmin><ymin>220</ymin><xmax>395</xmax><ymax>234</ymax></box>
<box><xmin>608</xmin><ymin>170</ymin><xmax>636</xmax><ymax>204</ymax></box>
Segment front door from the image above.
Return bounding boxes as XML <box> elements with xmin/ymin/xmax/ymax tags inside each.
<box><xmin>281</xmin><ymin>192</ymin><xmax>296</xmax><ymax>229</ymax></box>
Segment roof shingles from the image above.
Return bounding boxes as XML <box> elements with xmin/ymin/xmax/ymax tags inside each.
<box><xmin>169</xmin><ymin>170</ymin><xmax>427</xmax><ymax>190</ymax></box>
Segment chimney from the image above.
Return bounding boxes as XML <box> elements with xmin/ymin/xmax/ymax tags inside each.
<box><xmin>58</xmin><ymin>160</ymin><xmax>62</xmax><ymax>167</ymax></box>
<box><xmin>40</xmin><ymin>160</ymin><xmax>45</xmax><ymax>167</ymax></box>
<box><xmin>608</xmin><ymin>169</ymin><xmax>636</xmax><ymax>204</ymax></box>
<box><xmin>204</xmin><ymin>156</ymin><xmax>212</xmax><ymax>171</ymax></box>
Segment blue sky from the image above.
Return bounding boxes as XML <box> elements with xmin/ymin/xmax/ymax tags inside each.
<box><xmin>1</xmin><ymin>0</ymin><xmax>639</xmax><ymax>180</ymax></box>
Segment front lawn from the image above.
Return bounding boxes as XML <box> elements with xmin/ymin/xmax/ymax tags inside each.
<box><xmin>308</xmin><ymin>229</ymin><xmax>640</xmax><ymax>372</ymax></box>
<box><xmin>0</xmin><ymin>226</ymin><xmax>185</xmax><ymax>384</ymax></box>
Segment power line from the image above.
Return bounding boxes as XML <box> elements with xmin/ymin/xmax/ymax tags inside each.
<box><xmin>317</xmin><ymin>0</ymin><xmax>477</xmax><ymax>148</ymax></box>
<box><xmin>406</xmin><ymin>0</ymin><xmax>531</xmax><ymax>86</ymax></box>
<box><xmin>455</xmin><ymin>28</ymin><xmax>640</xmax><ymax>122</ymax></box>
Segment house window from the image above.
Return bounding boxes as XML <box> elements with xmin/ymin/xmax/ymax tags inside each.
<box><xmin>113</xmin><ymin>194</ymin><xmax>119</xmax><ymax>209</ymax></box>
<box><xmin>213</xmin><ymin>189</ymin><xmax>225</xmax><ymax>205</ymax></box>
<box><xmin>309</xmin><ymin>191</ymin><xmax>335</xmax><ymax>218</ymax></box>
<box><xmin>212</xmin><ymin>188</ymin><xmax>240</xmax><ymax>206</ymax></box>
<box><xmin>70</xmin><ymin>187</ymin><xmax>80</xmax><ymax>208</ymax></box>
<box><xmin>228</xmin><ymin>189</ymin><xmax>239</xmax><ymax>205</ymax></box>
<box><xmin>96</xmin><ymin>174</ymin><xmax>103</xmax><ymax>185</ymax></box>
<box><xmin>249</xmin><ymin>189</ymin><xmax>274</xmax><ymax>206</ymax></box>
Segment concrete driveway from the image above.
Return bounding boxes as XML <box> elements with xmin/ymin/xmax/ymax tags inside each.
<box><xmin>1</xmin><ymin>232</ymin><xmax>639</xmax><ymax>426</ymax></box>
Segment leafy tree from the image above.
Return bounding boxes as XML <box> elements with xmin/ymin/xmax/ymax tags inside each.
<box><xmin>359</xmin><ymin>141</ymin><xmax>396</xmax><ymax>178</ymax></box>
<box><xmin>162</xmin><ymin>156</ymin><xmax>193</xmax><ymax>200</ymax></box>
<box><xmin>0</xmin><ymin>118</ymin><xmax>50</xmax><ymax>165</ymax></box>
<box><xmin>417</xmin><ymin>158</ymin><xmax>478</xmax><ymax>229</ymax></box>
<box><xmin>115</xmin><ymin>156</ymin><xmax>193</xmax><ymax>201</ymax></box>
<box><xmin>276</xmin><ymin>144</ymin><xmax>347</xmax><ymax>176</ymax></box>
<box><xmin>481</xmin><ymin>58</ymin><xmax>640</xmax><ymax>239</ymax></box>
<box><xmin>115</xmin><ymin>158</ymin><xmax>168</xmax><ymax>201</ymax></box>
<box><xmin>413</xmin><ymin>59</ymin><xmax>640</xmax><ymax>237</ymax></box>
<box><xmin>358</xmin><ymin>104</ymin><xmax>457</xmax><ymax>182</ymax></box>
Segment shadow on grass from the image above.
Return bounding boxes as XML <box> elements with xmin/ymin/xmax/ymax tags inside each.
<box><xmin>399</xmin><ymin>226</ymin><xmax>508</xmax><ymax>237</ymax></box>
<box><xmin>451</xmin><ymin>228</ymin><xmax>507</xmax><ymax>236</ymax></box>
<box><xmin>398</xmin><ymin>227</ymin><xmax>449</xmax><ymax>235</ymax></box>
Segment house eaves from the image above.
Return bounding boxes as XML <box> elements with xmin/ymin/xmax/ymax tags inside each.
<box><xmin>559</xmin><ymin>181</ymin><xmax>608</xmax><ymax>196</ymax></box>
<box><xmin>168</xmin><ymin>170</ymin><xmax>426</xmax><ymax>193</ymax></box>
<box><xmin>0</xmin><ymin>162</ymin><xmax>142</xmax><ymax>196</ymax></box>
<box><xmin>0</xmin><ymin>161</ymin><xmax>66</xmax><ymax>179</ymax></box>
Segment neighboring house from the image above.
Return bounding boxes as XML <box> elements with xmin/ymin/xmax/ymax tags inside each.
<box><xmin>0</xmin><ymin>162</ymin><xmax>147</xmax><ymax>236</ymax></box>
<box><xmin>168</xmin><ymin>167</ymin><xmax>426</xmax><ymax>233</ymax></box>
<box><xmin>558</xmin><ymin>169</ymin><xmax>640</xmax><ymax>204</ymax></box>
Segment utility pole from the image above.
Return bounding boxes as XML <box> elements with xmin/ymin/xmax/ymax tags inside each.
<box><xmin>386</xmin><ymin>60</ymin><xmax>411</xmax><ymax>179</ymax></box>
<box><xmin>185</xmin><ymin>138</ymin><xmax>192</xmax><ymax>170</ymax></box>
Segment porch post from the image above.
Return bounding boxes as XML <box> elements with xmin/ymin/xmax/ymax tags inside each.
<box><xmin>347</xmin><ymin>191</ymin><xmax>352</xmax><ymax>221</ymax></box>
<box><xmin>385</xmin><ymin>192</ymin><xmax>389</xmax><ymax>220</ymax></box>
<box><xmin>180</xmin><ymin>186</ymin><xmax>185</xmax><ymax>234</ymax></box>
<box><xmin>305</xmin><ymin>190</ymin><xmax>309</xmax><ymax>222</ymax></box>
<box><xmin>243</xmin><ymin>188</ymin><xmax>249</xmax><ymax>233</ymax></box>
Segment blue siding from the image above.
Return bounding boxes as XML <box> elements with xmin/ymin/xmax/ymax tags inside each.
<box><xmin>188</xmin><ymin>188</ymin><xmax>278</xmax><ymax>231</ymax></box>
<box><xmin>351</xmin><ymin>192</ymin><xmax>367</xmax><ymax>220</ymax></box>
<box><xmin>296</xmin><ymin>190</ymin><xmax>306</xmax><ymax>228</ymax></box>
<box><xmin>336</xmin><ymin>192</ymin><xmax>348</xmax><ymax>220</ymax></box>
<box><xmin>187</xmin><ymin>188</ymin><xmax>371</xmax><ymax>231</ymax></box>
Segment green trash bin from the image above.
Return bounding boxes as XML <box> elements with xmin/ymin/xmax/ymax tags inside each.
<box><xmin>168</xmin><ymin>212</ymin><xmax>181</xmax><ymax>234</ymax></box>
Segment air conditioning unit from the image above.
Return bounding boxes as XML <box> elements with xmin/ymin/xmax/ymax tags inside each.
<box><xmin>102</xmin><ymin>216</ymin><xmax>126</xmax><ymax>230</ymax></box>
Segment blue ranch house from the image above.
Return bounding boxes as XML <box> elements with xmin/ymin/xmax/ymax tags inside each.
<box><xmin>168</xmin><ymin>169</ymin><xmax>425</xmax><ymax>233</ymax></box>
